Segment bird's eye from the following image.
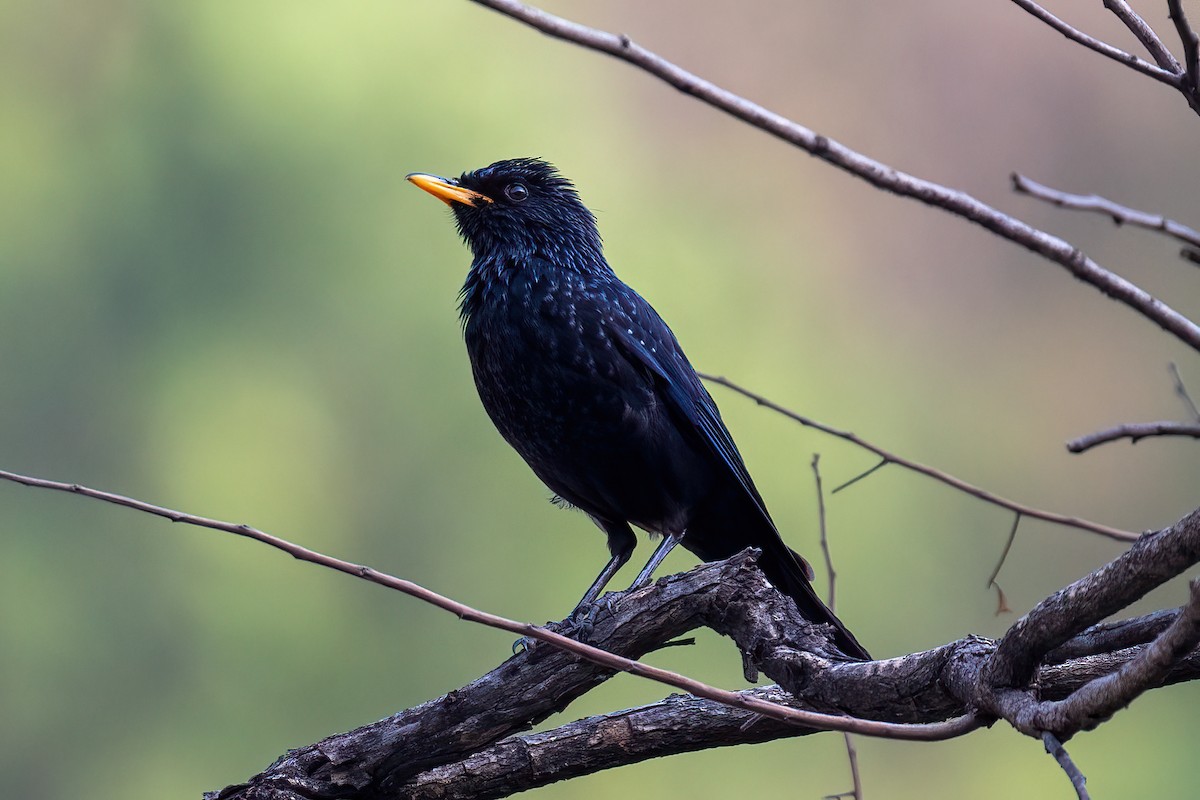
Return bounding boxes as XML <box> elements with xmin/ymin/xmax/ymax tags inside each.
<box><xmin>503</xmin><ymin>182</ymin><xmax>529</xmax><ymax>203</ymax></box>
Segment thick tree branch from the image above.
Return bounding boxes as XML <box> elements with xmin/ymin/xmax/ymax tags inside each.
<box><xmin>226</xmin><ymin>624</ymin><xmax>1200</xmax><ymax>799</ymax></box>
<box><xmin>1045</xmin><ymin>608</ymin><xmax>1180</xmax><ymax>663</ymax></box>
<box><xmin>1035</xmin><ymin>579</ymin><xmax>1200</xmax><ymax>735</ymax></box>
<box><xmin>5</xmin><ymin>465</ymin><xmax>1198</xmax><ymax>798</ymax></box>
<box><xmin>979</xmin><ymin>506</ymin><xmax>1200</xmax><ymax>734</ymax></box>
<box><xmin>209</xmin><ymin>573</ymin><xmax>1200</xmax><ymax>799</ymax></box>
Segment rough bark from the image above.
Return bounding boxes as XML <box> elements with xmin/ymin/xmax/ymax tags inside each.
<box><xmin>206</xmin><ymin>506</ymin><xmax>1200</xmax><ymax>800</ymax></box>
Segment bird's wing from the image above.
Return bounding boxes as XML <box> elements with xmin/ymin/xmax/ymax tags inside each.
<box><xmin>605</xmin><ymin>289</ymin><xmax>775</xmax><ymax>528</ymax></box>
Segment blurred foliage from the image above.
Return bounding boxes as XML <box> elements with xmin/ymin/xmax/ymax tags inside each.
<box><xmin>1</xmin><ymin>1</ymin><xmax>1198</xmax><ymax>798</ymax></box>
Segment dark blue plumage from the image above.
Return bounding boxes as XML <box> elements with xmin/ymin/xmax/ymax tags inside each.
<box><xmin>407</xmin><ymin>158</ymin><xmax>868</xmax><ymax>659</ymax></box>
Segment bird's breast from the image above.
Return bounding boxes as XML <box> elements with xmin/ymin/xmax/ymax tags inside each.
<box><xmin>460</xmin><ymin>272</ymin><xmax>707</xmax><ymax>532</ymax></box>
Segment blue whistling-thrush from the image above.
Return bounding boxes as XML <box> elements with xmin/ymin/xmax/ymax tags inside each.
<box><xmin>407</xmin><ymin>158</ymin><xmax>868</xmax><ymax>660</ymax></box>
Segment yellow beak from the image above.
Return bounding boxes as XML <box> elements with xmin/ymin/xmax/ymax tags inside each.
<box><xmin>406</xmin><ymin>173</ymin><xmax>493</xmax><ymax>207</ymax></box>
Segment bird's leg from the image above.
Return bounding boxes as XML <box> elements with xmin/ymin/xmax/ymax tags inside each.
<box><xmin>572</xmin><ymin>549</ymin><xmax>630</xmax><ymax>613</ymax></box>
<box><xmin>514</xmin><ymin>519</ymin><xmax>635</xmax><ymax>652</ymax></box>
<box><xmin>626</xmin><ymin>530</ymin><xmax>684</xmax><ymax>591</ymax></box>
<box><xmin>563</xmin><ymin>518</ymin><xmax>637</xmax><ymax>631</ymax></box>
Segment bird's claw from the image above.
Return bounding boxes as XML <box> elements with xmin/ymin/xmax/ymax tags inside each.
<box><xmin>510</xmin><ymin>595</ymin><xmax>618</xmax><ymax>654</ymax></box>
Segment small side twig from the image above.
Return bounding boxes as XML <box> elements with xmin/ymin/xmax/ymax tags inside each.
<box><xmin>1170</xmin><ymin>362</ymin><xmax>1200</xmax><ymax>420</ymax></box>
<box><xmin>830</xmin><ymin>459</ymin><xmax>889</xmax><ymax>494</ymax></box>
<box><xmin>1042</xmin><ymin>733</ymin><xmax>1091</xmax><ymax>800</ymax></box>
<box><xmin>1066</xmin><ymin>421</ymin><xmax>1200</xmax><ymax>453</ymax></box>
<box><xmin>986</xmin><ymin>514</ymin><xmax>1021</xmax><ymax>615</ymax></box>
<box><xmin>1013</xmin><ymin>173</ymin><xmax>1200</xmax><ymax>252</ymax></box>
<box><xmin>699</xmin><ymin>373</ymin><xmax>1136</xmax><ymax>542</ymax></box>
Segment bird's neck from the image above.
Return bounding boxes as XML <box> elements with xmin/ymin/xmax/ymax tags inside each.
<box><xmin>457</xmin><ymin>249</ymin><xmax>614</xmax><ymax>324</ymax></box>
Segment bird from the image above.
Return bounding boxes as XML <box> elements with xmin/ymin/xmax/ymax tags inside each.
<box><xmin>407</xmin><ymin>158</ymin><xmax>869</xmax><ymax>660</ymax></box>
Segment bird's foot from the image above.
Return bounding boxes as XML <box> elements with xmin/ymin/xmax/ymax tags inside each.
<box><xmin>511</xmin><ymin>595</ymin><xmax>618</xmax><ymax>653</ymax></box>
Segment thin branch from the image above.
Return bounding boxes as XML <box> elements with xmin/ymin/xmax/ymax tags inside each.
<box><xmin>813</xmin><ymin>454</ymin><xmax>863</xmax><ymax>800</ymax></box>
<box><xmin>836</xmin><ymin>732</ymin><xmax>864</xmax><ymax>800</ymax></box>
<box><xmin>1042</xmin><ymin>733</ymin><xmax>1091</xmax><ymax>800</ymax></box>
<box><xmin>1103</xmin><ymin>0</ymin><xmax>1181</xmax><ymax>71</ymax></box>
<box><xmin>987</xmin><ymin>514</ymin><xmax>1021</xmax><ymax>615</ymax></box>
<box><xmin>831</xmin><ymin>459</ymin><xmax>889</xmax><ymax>494</ymax></box>
<box><xmin>697</xmin><ymin>373</ymin><xmax>1136</xmax><ymax>542</ymax></box>
<box><xmin>987</xmin><ymin>513</ymin><xmax>1022</xmax><ymax>590</ymax></box>
<box><xmin>1171</xmin><ymin>362</ymin><xmax>1200</xmax><ymax>420</ymax></box>
<box><xmin>1013</xmin><ymin>173</ymin><xmax>1200</xmax><ymax>251</ymax></box>
<box><xmin>1008</xmin><ymin>0</ymin><xmax>1180</xmax><ymax>86</ymax></box>
<box><xmin>1169</xmin><ymin>0</ymin><xmax>1200</xmax><ymax>93</ymax></box>
<box><xmin>471</xmin><ymin>0</ymin><xmax>1200</xmax><ymax>353</ymax></box>
<box><xmin>812</xmin><ymin>454</ymin><xmax>837</xmax><ymax>610</ymax></box>
<box><xmin>1066</xmin><ymin>420</ymin><xmax>1200</xmax><ymax>452</ymax></box>
<box><xmin>0</xmin><ymin>467</ymin><xmax>972</xmax><ymax>742</ymax></box>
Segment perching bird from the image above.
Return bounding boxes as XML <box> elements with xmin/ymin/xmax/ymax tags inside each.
<box><xmin>407</xmin><ymin>158</ymin><xmax>869</xmax><ymax>659</ymax></box>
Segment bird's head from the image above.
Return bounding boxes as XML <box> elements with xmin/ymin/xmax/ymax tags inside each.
<box><xmin>407</xmin><ymin>158</ymin><xmax>605</xmax><ymax>271</ymax></box>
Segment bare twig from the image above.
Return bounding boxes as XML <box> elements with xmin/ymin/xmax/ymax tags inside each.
<box><xmin>0</xmin><ymin>467</ymin><xmax>976</xmax><ymax>742</ymax></box>
<box><xmin>471</xmin><ymin>0</ymin><xmax>1200</xmax><ymax>352</ymax></box>
<box><xmin>836</xmin><ymin>732</ymin><xmax>864</xmax><ymax>800</ymax></box>
<box><xmin>1103</xmin><ymin>0</ymin><xmax>1182</xmax><ymax>71</ymax></box>
<box><xmin>1013</xmin><ymin>173</ymin><xmax>1200</xmax><ymax>252</ymax></box>
<box><xmin>812</xmin><ymin>454</ymin><xmax>863</xmax><ymax>800</ymax></box>
<box><xmin>987</xmin><ymin>513</ymin><xmax>1022</xmax><ymax>590</ymax></box>
<box><xmin>1042</xmin><ymin>733</ymin><xmax>1091</xmax><ymax>800</ymax></box>
<box><xmin>1066</xmin><ymin>420</ymin><xmax>1200</xmax><ymax>452</ymax></box>
<box><xmin>987</xmin><ymin>514</ymin><xmax>1021</xmax><ymax>615</ymax></box>
<box><xmin>831</xmin><ymin>459</ymin><xmax>888</xmax><ymax>494</ymax></box>
<box><xmin>812</xmin><ymin>454</ymin><xmax>837</xmax><ymax>610</ymax></box>
<box><xmin>1169</xmin><ymin>0</ymin><xmax>1200</xmax><ymax>93</ymax></box>
<box><xmin>698</xmin><ymin>373</ymin><xmax>1136</xmax><ymax>542</ymax></box>
<box><xmin>1171</xmin><ymin>362</ymin><xmax>1200</xmax><ymax>420</ymax></box>
<box><xmin>1009</xmin><ymin>0</ymin><xmax>1180</xmax><ymax>86</ymax></box>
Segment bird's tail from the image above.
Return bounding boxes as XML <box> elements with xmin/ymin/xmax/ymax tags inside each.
<box><xmin>760</xmin><ymin>544</ymin><xmax>871</xmax><ymax>661</ymax></box>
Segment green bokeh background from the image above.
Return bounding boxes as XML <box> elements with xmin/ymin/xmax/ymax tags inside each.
<box><xmin>2</xmin><ymin>1</ymin><xmax>1198</xmax><ymax>797</ymax></box>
